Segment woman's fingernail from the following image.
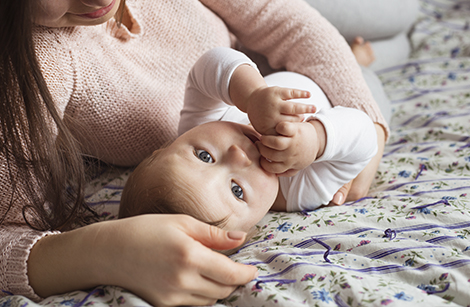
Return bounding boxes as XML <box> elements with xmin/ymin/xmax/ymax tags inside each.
<box><xmin>228</xmin><ymin>231</ymin><xmax>246</xmax><ymax>240</ymax></box>
<box><xmin>332</xmin><ymin>192</ymin><xmax>344</xmax><ymax>205</ymax></box>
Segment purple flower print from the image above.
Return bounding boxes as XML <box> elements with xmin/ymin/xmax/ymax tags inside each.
<box><xmin>301</xmin><ymin>273</ymin><xmax>317</xmax><ymax>281</ymax></box>
<box><xmin>381</xmin><ymin>299</ymin><xmax>393</xmax><ymax>305</ymax></box>
<box><xmin>339</xmin><ymin>283</ymin><xmax>351</xmax><ymax>289</ymax></box>
<box><xmin>117</xmin><ymin>296</ymin><xmax>125</xmax><ymax>304</ymax></box>
<box><xmin>264</xmin><ymin>234</ymin><xmax>274</xmax><ymax>240</ymax></box>
<box><xmin>357</xmin><ymin>240</ymin><xmax>371</xmax><ymax>247</ymax></box>
<box><xmin>251</xmin><ymin>281</ymin><xmax>264</xmax><ymax>293</ymax></box>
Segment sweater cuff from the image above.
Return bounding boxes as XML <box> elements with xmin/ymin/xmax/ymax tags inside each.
<box><xmin>6</xmin><ymin>230</ymin><xmax>60</xmax><ymax>302</ymax></box>
<box><xmin>359</xmin><ymin>100</ymin><xmax>390</xmax><ymax>142</ymax></box>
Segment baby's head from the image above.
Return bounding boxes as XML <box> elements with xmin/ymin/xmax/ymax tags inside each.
<box><xmin>119</xmin><ymin>121</ymin><xmax>279</xmax><ymax>233</ymax></box>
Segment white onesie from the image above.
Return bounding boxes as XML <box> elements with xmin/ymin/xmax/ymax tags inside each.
<box><xmin>179</xmin><ymin>47</ymin><xmax>377</xmax><ymax>211</ymax></box>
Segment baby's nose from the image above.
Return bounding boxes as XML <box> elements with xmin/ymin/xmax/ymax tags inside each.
<box><xmin>227</xmin><ymin>145</ymin><xmax>252</xmax><ymax>167</ymax></box>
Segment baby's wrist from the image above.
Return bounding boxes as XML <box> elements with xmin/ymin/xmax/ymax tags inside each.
<box><xmin>307</xmin><ymin>119</ymin><xmax>327</xmax><ymax>160</ymax></box>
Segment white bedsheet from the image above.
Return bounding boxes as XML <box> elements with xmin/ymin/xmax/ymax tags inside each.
<box><xmin>2</xmin><ymin>0</ymin><xmax>470</xmax><ymax>306</ymax></box>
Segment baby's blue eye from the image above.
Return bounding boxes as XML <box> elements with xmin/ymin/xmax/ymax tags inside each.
<box><xmin>231</xmin><ymin>181</ymin><xmax>244</xmax><ymax>200</ymax></box>
<box><xmin>195</xmin><ymin>149</ymin><xmax>214</xmax><ymax>163</ymax></box>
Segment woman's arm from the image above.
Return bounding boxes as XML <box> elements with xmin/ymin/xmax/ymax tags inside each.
<box><xmin>201</xmin><ymin>0</ymin><xmax>388</xmax><ymax>133</ymax></box>
<box><xmin>28</xmin><ymin>215</ymin><xmax>258</xmax><ymax>306</ymax></box>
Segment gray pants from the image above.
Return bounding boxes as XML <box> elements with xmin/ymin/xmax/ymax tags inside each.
<box><xmin>304</xmin><ymin>0</ymin><xmax>420</xmax><ymax>123</ymax></box>
<box><xmin>304</xmin><ymin>0</ymin><xmax>420</xmax><ymax>72</ymax></box>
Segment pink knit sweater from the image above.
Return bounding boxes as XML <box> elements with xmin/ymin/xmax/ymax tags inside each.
<box><xmin>0</xmin><ymin>0</ymin><xmax>388</xmax><ymax>300</ymax></box>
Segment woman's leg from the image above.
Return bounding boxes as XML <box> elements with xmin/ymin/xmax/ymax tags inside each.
<box><xmin>359</xmin><ymin>66</ymin><xmax>392</xmax><ymax>124</ymax></box>
<box><xmin>304</xmin><ymin>0</ymin><xmax>419</xmax><ymax>43</ymax></box>
<box><xmin>305</xmin><ymin>0</ymin><xmax>420</xmax><ymax>70</ymax></box>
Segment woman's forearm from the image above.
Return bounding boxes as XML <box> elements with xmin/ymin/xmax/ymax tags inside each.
<box><xmin>27</xmin><ymin>222</ymin><xmax>108</xmax><ymax>297</ymax></box>
<box><xmin>27</xmin><ymin>215</ymin><xmax>258</xmax><ymax>306</ymax></box>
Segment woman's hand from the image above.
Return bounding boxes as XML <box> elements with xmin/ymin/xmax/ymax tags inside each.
<box><xmin>28</xmin><ymin>215</ymin><xmax>258</xmax><ymax>307</ymax></box>
<box><xmin>329</xmin><ymin>123</ymin><xmax>386</xmax><ymax>205</ymax></box>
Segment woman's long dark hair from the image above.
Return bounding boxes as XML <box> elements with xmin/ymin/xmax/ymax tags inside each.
<box><xmin>0</xmin><ymin>1</ymin><xmax>103</xmax><ymax>230</ymax></box>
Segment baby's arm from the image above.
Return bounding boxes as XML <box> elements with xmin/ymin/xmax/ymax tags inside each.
<box><xmin>279</xmin><ymin>106</ymin><xmax>378</xmax><ymax>211</ymax></box>
<box><xmin>179</xmin><ymin>47</ymin><xmax>315</xmax><ymax>135</ymax></box>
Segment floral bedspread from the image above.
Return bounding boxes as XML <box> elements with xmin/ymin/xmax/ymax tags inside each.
<box><xmin>2</xmin><ymin>0</ymin><xmax>470</xmax><ymax>306</ymax></box>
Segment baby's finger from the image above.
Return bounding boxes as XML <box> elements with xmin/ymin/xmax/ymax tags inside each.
<box><xmin>275</xmin><ymin>121</ymin><xmax>297</xmax><ymax>137</ymax></box>
<box><xmin>279</xmin><ymin>100</ymin><xmax>316</xmax><ymax>115</ymax></box>
<box><xmin>259</xmin><ymin>135</ymin><xmax>290</xmax><ymax>151</ymax></box>
<box><xmin>276</xmin><ymin>168</ymin><xmax>300</xmax><ymax>177</ymax></box>
<box><xmin>278</xmin><ymin>87</ymin><xmax>311</xmax><ymax>101</ymax></box>
<box><xmin>260</xmin><ymin>158</ymin><xmax>288</xmax><ymax>174</ymax></box>
<box><xmin>257</xmin><ymin>143</ymin><xmax>288</xmax><ymax>162</ymax></box>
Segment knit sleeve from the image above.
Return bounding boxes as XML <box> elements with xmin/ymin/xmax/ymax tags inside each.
<box><xmin>0</xmin><ymin>27</ymin><xmax>68</xmax><ymax>300</ymax></box>
<box><xmin>199</xmin><ymin>0</ymin><xmax>389</xmax><ymax>139</ymax></box>
<box><xmin>0</xmin><ymin>224</ymin><xmax>58</xmax><ymax>301</ymax></box>
<box><xmin>0</xmin><ymin>154</ymin><xmax>60</xmax><ymax>300</ymax></box>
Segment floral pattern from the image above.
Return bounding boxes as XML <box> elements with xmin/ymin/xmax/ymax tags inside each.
<box><xmin>2</xmin><ymin>0</ymin><xmax>470</xmax><ymax>306</ymax></box>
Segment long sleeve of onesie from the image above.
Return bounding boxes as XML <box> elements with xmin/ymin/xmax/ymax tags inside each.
<box><xmin>179</xmin><ymin>47</ymin><xmax>378</xmax><ymax>212</ymax></box>
<box><xmin>279</xmin><ymin>107</ymin><xmax>377</xmax><ymax>211</ymax></box>
<box><xmin>179</xmin><ymin>47</ymin><xmax>257</xmax><ymax>134</ymax></box>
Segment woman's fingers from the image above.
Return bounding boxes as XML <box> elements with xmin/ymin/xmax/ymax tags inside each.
<box><xmin>179</xmin><ymin>215</ymin><xmax>246</xmax><ymax>250</ymax></box>
<box><xmin>328</xmin><ymin>181</ymin><xmax>352</xmax><ymax>206</ymax></box>
<box><xmin>197</xmin><ymin>246</ymin><xmax>258</xmax><ymax>286</ymax></box>
<box><xmin>180</xmin><ymin>216</ymin><xmax>258</xmax><ymax>285</ymax></box>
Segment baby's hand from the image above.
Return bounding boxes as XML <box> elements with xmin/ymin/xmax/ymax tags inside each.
<box><xmin>257</xmin><ymin>120</ymin><xmax>326</xmax><ymax>176</ymax></box>
<box><xmin>246</xmin><ymin>86</ymin><xmax>315</xmax><ymax>135</ymax></box>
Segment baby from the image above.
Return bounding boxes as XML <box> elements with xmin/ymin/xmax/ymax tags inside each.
<box><xmin>119</xmin><ymin>47</ymin><xmax>378</xmax><ymax>232</ymax></box>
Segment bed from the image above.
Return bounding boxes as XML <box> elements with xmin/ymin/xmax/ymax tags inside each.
<box><xmin>2</xmin><ymin>0</ymin><xmax>470</xmax><ymax>306</ymax></box>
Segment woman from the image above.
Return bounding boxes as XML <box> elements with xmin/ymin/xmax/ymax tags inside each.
<box><xmin>0</xmin><ymin>0</ymin><xmax>387</xmax><ymax>306</ymax></box>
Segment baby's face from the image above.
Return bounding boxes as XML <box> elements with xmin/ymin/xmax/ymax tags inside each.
<box><xmin>155</xmin><ymin>121</ymin><xmax>279</xmax><ymax>232</ymax></box>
